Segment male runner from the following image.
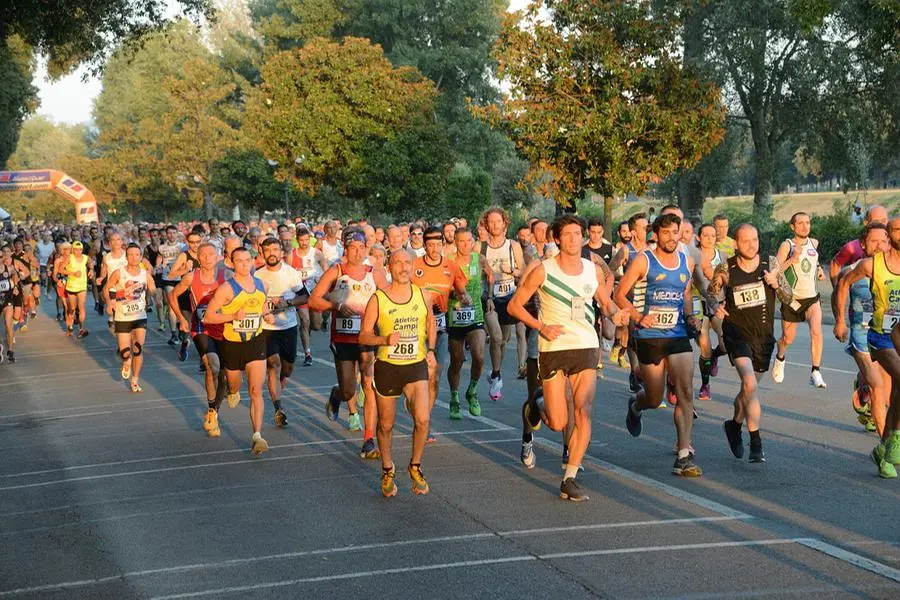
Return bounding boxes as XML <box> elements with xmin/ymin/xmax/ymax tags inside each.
<box><xmin>709</xmin><ymin>224</ymin><xmax>793</xmax><ymax>464</ymax></box>
<box><xmin>481</xmin><ymin>208</ymin><xmax>525</xmax><ymax>400</ymax></box>
<box><xmin>97</xmin><ymin>232</ymin><xmax>127</xmax><ymax>329</ymax></box>
<box><xmin>256</xmin><ymin>237</ymin><xmax>308</xmax><ymax>428</ymax></box>
<box><xmin>169</xmin><ymin>243</ymin><xmax>228</xmax><ymax>437</ymax></box>
<box><xmin>512</xmin><ymin>215</ymin><xmax>627</xmax><ymax>500</ymax></box>
<box><xmin>411</xmin><ymin>227</ymin><xmax>470</xmax><ymax>423</ymax></box>
<box><xmin>290</xmin><ymin>227</ymin><xmax>327</xmax><ymax>364</ymax></box>
<box><xmin>105</xmin><ymin>244</ymin><xmax>155</xmax><ymax>393</ymax></box>
<box><xmin>359</xmin><ymin>249</ymin><xmax>437</xmax><ymax>497</ymax></box>
<box><xmin>157</xmin><ymin>225</ymin><xmax>186</xmax><ymax>344</ymax></box>
<box><xmin>204</xmin><ymin>247</ymin><xmax>274</xmax><ymax>455</ymax></box>
<box><xmin>0</xmin><ymin>246</ymin><xmax>21</xmax><ymax>362</ymax></box>
<box><xmin>713</xmin><ymin>214</ymin><xmax>735</xmax><ymax>257</ymax></box>
<box><xmin>608</xmin><ymin>212</ymin><xmax>650</xmax><ymax>385</ymax></box>
<box><xmin>63</xmin><ymin>241</ymin><xmax>93</xmax><ymax>339</ymax></box>
<box><xmin>447</xmin><ymin>227</ymin><xmax>493</xmax><ymax>418</ymax></box>
<box><xmin>772</xmin><ymin>212</ymin><xmax>827</xmax><ymax>388</ymax></box>
<box><xmin>616</xmin><ymin>213</ymin><xmax>702</xmax><ymax>476</ymax></box>
<box><xmin>309</xmin><ymin>228</ymin><xmax>387</xmax><ymax>459</ymax></box>
<box><xmin>167</xmin><ymin>230</ymin><xmax>203</xmax><ymax>361</ymax></box>
<box><xmin>834</xmin><ymin>217</ymin><xmax>900</xmax><ymax>478</ymax></box>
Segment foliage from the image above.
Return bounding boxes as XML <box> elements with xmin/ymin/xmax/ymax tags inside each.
<box><xmin>245</xmin><ymin>36</ymin><xmax>438</xmax><ymax>197</ymax></box>
<box><xmin>0</xmin><ymin>34</ymin><xmax>38</xmax><ymax>169</ymax></box>
<box><xmin>474</xmin><ymin>1</ymin><xmax>725</xmax><ymax>213</ymax></box>
<box><xmin>249</xmin><ymin>0</ymin><xmax>351</xmax><ymax>50</ymax></box>
<box><xmin>443</xmin><ymin>162</ymin><xmax>493</xmax><ymax>222</ymax></box>
<box><xmin>491</xmin><ymin>156</ymin><xmax>535</xmax><ymax>211</ymax></box>
<box><xmin>209</xmin><ymin>148</ymin><xmax>286</xmax><ymax>216</ymax></box>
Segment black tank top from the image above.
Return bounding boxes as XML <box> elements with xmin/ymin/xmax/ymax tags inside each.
<box><xmin>144</xmin><ymin>244</ymin><xmax>160</xmax><ymax>267</ymax></box>
<box><xmin>722</xmin><ymin>255</ymin><xmax>776</xmax><ymax>343</ymax></box>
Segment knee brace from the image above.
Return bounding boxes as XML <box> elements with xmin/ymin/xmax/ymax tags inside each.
<box><xmin>132</xmin><ymin>342</ymin><xmax>143</xmax><ymax>356</ymax></box>
<box><xmin>119</xmin><ymin>347</ymin><xmax>132</xmax><ymax>360</ymax></box>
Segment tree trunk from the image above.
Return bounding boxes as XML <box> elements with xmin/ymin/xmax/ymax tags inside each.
<box><xmin>604</xmin><ymin>195</ymin><xmax>614</xmax><ymax>232</ymax></box>
<box><xmin>750</xmin><ymin>113</ymin><xmax>774</xmax><ymax>220</ymax></box>
<box><xmin>677</xmin><ymin>171</ymin><xmax>704</xmax><ymax>221</ymax></box>
<box><xmin>204</xmin><ymin>189</ymin><xmax>213</xmax><ymax>219</ymax></box>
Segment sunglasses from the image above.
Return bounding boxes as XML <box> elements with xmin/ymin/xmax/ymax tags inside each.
<box><xmin>411</xmin><ymin>231</ymin><xmax>424</xmax><ymax>236</ymax></box>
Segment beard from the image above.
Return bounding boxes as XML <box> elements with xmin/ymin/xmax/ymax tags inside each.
<box><xmin>265</xmin><ymin>255</ymin><xmax>280</xmax><ymax>266</ymax></box>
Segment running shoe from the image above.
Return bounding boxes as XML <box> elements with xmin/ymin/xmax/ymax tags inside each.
<box><xmin>521</xmin><ymin>441</ymin><xmax>535</xmax><ymax>468</ymax></box>
<box><xmin>626</xmin><ymin>397</ymin><xmax>642</xmax><ymax>437</ymax></box>
<box><xmin>19</xmin><ymin>324</ymin><xmax>28</xmax><ymax>333</ymax></box>
<box><xmin>204</xmin><ymin>409</ymin><xmax>220</xmax><ymax>437</ymax></box>
<box><xmin>872</xmin><ymin>443</ymin><xmax>897</xmax><ymax>478</ymax></box>
<box><xmin>885</xmin><ymin>432</ymin><xmax>900</xmax><ymax>464</ymax></box>
<box><xmin>723</xmin><ymin>419</ymin><xmax>744</xmax><ymax>458</ymax></box>
<box><xmin>226</xmin><ymin>390</ymin><xmax>241</xmax><ymax>408</ymax></box>
<box><xmin>488</xmin><ymin>374</ymin><xmax>503</xmax><ymax>401</ymax></box>
<box><xmin>601</xmin><ymin>338</ymin><xmax>612</xmax><ymax>353</ymax></box>
<box><xmin>121</xmin><ymin>361</ymin><xmax>131</xmax><ymax>380</ymax></box>
<box><xmin>158</xmin><ymin>322</ymin><xmax>166</xmax><ymax>331</ymax></box>
<box><xmin>408</xmin><ymin>464</ymin><xmax>430</xmax><ymax>495</ymax></box>
<box><xmin>517</xmin><ymin>364</ymin><xmax>526</xmax><ymax>380</ymax></box>
<box><xmin>178</xmin><ymin>339</ymin><xmax>189</xmax><ymax>362</ymax></box>
<box><xmin>748</xmin><ymin>445</ymin><xmax>766</xmax><ymax>463</ymax></box>
<box><xmin>381</xmin><ymin>464</ymin><xmax>398</xmax><ymax>497</ymax></box>
<box><xmin>559</xmin><ymin>477</ymin><xmax>588</xmax><ymax>501</ymax></box>
<box><xmin>29</xmin><ymin>311</ymin><xmax>36</xmax><ymax>320</ymax></box>
<box><xmin>617</xmin><ymin>352</ymin><xmax>628</xmax><ymax>369</ymax></box>
<box><xmin>355</xmin><ymin>384</ymin><xmax>365</xmax><ymax>409</ymax></box>
<box><xmin>609</xmin><ymin>344</ymin><xmax>621</xmax><ymax>365</ymax></box>
<box><xmin>274</xmin><ymin>409</ymin><xmax>288</xmax><ymax>428</ymax></box>
<box><xmin>872</xmin><ymin>441</ymin><xmax>886</xmax><ymax>466</ymax></box>
<box><xmin>448</xmin><ymin>391</ymin><xmax>462</xmax><ymax>420</ymax></box>
<box><xmin>628</xmin><ymin>372</ymin><xmax>641</xmax><ymax>393</ymax></box>
<box><xmin>130</xmin><ymin>381</ymin><xmax>143</xmax><ymax>393</ymax></box>
<box><xmin>66</xmin><ymin>327</ymin><xmax>73</xmax><ymax>337</ymax></box>
<box><xmin>671</xmin><ymin>442</ymin><xmax>695</xmax><ymax>456</ymax></box>
<box><xmin>360</xmin><ymin>438</ymin><xmax>380</xmax><ymax>460</ymax></box>
<box><xmin>697</xmin><ymin>383</ymin><xmax>711</xmax><ymax>401</ymax></box>
<box><xmin>595</xmin><ymin>360</ymin><xmax>604</xmax><ymax>380</ymax></box>
<box><xmin>167</xmin><ymin>333</ymin><xmax>178</xmax><ymax>346</ymax></box>
<box><xmin>251</xmin><ymin>435</ymin><xmax>269</xmax><ymax>456</ymax></box>
<box><xmin>303</xmin><ymin>353</ymin><xmax>313</xmax><ymax>367</ymax></box>
<box><xmin>771</xmin><ymin>357</ymin><xmax>785</xmax><ymax>383</ymax></box>
<box><xmin>426</xmin><ymin>434</ymin><xmax>436</xmax><ymax>444</ymax></box>
<box><xmin>77</xmin><ymin>330</ymin><xmax>89</xmax><ymax>339</ymax></box>
<box><xmin>865</xmin><ymin>418</ymin><xmax>877</xmax><ymax>433</ymax></box>
<box><xmin>56</xmin><ymin>312</ymin><xmax>62</xmax><ymax>321</ymax></box>
<box><xmin>326</xmin><ymin>384</ymin><xmax>341</xmax><ymax>421</ymax></box>
<box><xmin>809</xmin><ymin>370</ymin><xmax>827</xmax><ymax>389</ymax></box>
<box><xmin>6</xmin><ymin>351</ymin><xmax>14</xmax><ymax>364</ymax></box>
<box><xmin>348</xmin><ymin>412</ymin><xmax>361</xmax><ymax>431</ymax></box>
<box><xmin>466</xmin><ymin>389</ymin><xmax>481</xmax><ymax>417</ymax></box>
<box><xmin>672</xmin><ymin>454</ymin><xmax>702</xmax><ymax>477</ymax></box>
<box><xmin>710</xmin><ymin>354</ymin><xmax>719</xmax><ymax>377</ymax></box>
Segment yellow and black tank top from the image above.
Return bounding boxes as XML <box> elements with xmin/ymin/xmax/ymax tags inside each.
<box><xmin>222</xmin><ymin>277</ymin><xmax>267</xmax><ymax>342</ymax></box>
<box><xmin>869</xmin><ymin>252</ymin><xmax>900</xmax><ymax>334</ymax></box>
<box><xmin>375</xmin><ymin>284</ymin><xmax>428</xmax><ymax>365</ymax></box>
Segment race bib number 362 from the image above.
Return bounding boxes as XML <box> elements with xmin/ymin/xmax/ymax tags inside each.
<box><xmin>648</xmin><ymin>307</ymin><xmax>678</xmax><ymax>329</ymax></box>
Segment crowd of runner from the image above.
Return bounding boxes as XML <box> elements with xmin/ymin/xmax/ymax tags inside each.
<box><xmin>1</xmin><ymin>204</ymin><xmax>899</xmax><ymax>500</ymax></box>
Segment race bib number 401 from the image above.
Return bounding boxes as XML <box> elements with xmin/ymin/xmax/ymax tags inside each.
<box><xmin>493</xmin><ymin>280</ymin><xmax>515</xmax><ymax>297</ymax></box>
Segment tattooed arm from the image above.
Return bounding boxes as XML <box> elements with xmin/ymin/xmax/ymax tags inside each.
<box><xmin>707</xmin><ymin>261</ymin><xmax>729</xmax><ymax>296</ymax></box>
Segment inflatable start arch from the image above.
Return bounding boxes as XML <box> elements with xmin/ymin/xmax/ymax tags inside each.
<box><xmin>0</xmin><ymin>170</ymin><xmax>99</xmax><ymax>223</ymax></box>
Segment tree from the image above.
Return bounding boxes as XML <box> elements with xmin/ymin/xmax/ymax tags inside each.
<box><xmin>209</xmin><ymin>148</ymin><xmax>286</xmax><ymax>217</ymax></box>
<box><xmin>491</xmin><ymin>156</ymin><xmax>535</xmax><ymax>211</ymax></box>
<box><xmin>249</xmin><ymin>0</ymin><xmax>351</xmax><ymax>51</ymax></box>
<box><xmin>474</xmin><ymin>1</ymin><xmax>725</xmax><ymax>225</ymax></box>
<box><xmin>0</xmin><ymin>35</ymin><xmax>38</xmax><ymax>169</ymax></box>
<box><xmin>444</xmin><ymin>162</ymin><xmax>492</xmax><ymax>221</ymax></box>
<box><xmin>245</xmin><ymin>36</ymin><xmax>439</xmax><ymax>198</ymax></box>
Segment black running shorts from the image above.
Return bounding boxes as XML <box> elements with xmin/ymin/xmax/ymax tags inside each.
<box><xmin>373</xmin><ymin>359</ymin><xmax>428</xmax><ymax>398</ymax></box>
<box><xmin>538</xmin><ymin>348</ymin><xmax>599</xmax><ymax>380</ymax></box>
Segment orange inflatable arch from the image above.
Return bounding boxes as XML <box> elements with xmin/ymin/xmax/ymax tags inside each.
<box><xmin>0</xmin><ymin>170</ymin><xmax>99</xmax><ymax>223</ymax></box>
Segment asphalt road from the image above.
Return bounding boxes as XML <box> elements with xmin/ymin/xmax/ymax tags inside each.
<box><xmin>0</xmin><ymin>300</ymin><xmax>898</xmax><ymax>599</ymax></box>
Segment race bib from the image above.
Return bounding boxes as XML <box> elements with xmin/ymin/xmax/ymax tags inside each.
<box><xmin>435</xmin><ymin>312</ymin><xmax>447</xmax><ymax>330</ymax></box>
<box><xmin>452</xmin><ymin>306</ymin><xmax>476</xmax><ymax>326</ymax></box>
<box><xmin>265</xmin><ymin>296</ymin><xmax>282</xmax><ymax>313</ymax></box>
<box><xmin>692</xmin><ymin>296</ymin><xmax>702</xmax><ymax>316</ymax></box>
<box><xmin>119</xmin><ymin>301</ymin><xmax>143</xmax><ymax>317</ymax></box>
<box><xmin>233</xmin><ymin>313</ymin><xmax>261</xmax><ymax>333</ymax></box>
<box><xmin>493</xmin><ymin>280</ymin><xmax>515</xmax><ymax>297</ymax></box>
<box><xmin>648</xmin><ymin>306</ymin><xmax>678</xmax><ymax>329</ymax></box>
<box><xmin>300</xmin><ymin>268</ymin><xmax>311</xmax><ymax>281</ymax></box>
<box><xmin>336</xmin><ymin>316</ymin><xmax>361</xmax><ymax>334</ymax></box>
<box><xmin>0</xmin><ymin>280</ymin><xmax>9</xmax><ymax>292</ymax></box>
<box><xmin>388</xmin><ymin>336</ymin><xmax>419</xmax><ymax>361</ymax></box>
<box><xmin>883</xmin><ymin>312</ymin><xmax>900</xmax><ymax>330</ymax></box>
<box><xmin>570</xmin><ymin>296</ymin><xmax>586</xmax><ymax>321</ymax></box>
<box><xmin>196</xmin><ymin>306</ymin><xmax>208</xmax><ymax>321</ymax></box>
<box><xmin>733</xmin><ymin>281</ymin><xmax>766</xmax><ymax>309</ymax></box>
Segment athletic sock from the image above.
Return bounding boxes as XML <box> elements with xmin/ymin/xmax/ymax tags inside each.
<box><xmin>491</xmin><ymin>370</ymin><xmax>500</xmax><ymax>379</ymax></box>
<box><xmin>564</xmin><ymin>464</ymin><xmax>580</xmax><ymax>480</ymax></box>
<box><xmin>252</xmin><ymin>431</ymin><xmax>262</xmax><ymax>441</ymax></box>
<box><xmin>811</xmin><ymin>365</ymin><xmax>820</xmax><ymax>372</ymax></box>
<box><xmin>466</xmin><ymin>380</ymin><xmax>477</xmax><ymax>393</ymax></box>
<box><xmin>677</xmin><ymin>448</ymin><xmax>691</xmax><ymax>459</ymax></box>
<box><xmin>207</xmin><ymin>400</ymin><xmax>217</xmax><ymax>411</ymax></box>
<box><xmin>522</xmin><ymin>431</ymin><xmax>533</xmax><ymax>443</ymax></box>
<box><xmin>272</xmin><ymin>400</ymin><xmax>282</xmax><ymax>411</ymax></box>
<box><xmin>699</xmin><ymin>357</ymin><xmax>712</xmax><ymax>385</ymax></box>
<box><xmin>776</xmin><ymin>354</ymin><xmax>785</xmax><ymax>362</ymax></box>
<box><xmin>749</xmin><ymin>429</ymin><xmax>761</xmax><ymax>448</ymax></box>
<box><xmin>364</xmin><ymin>428</ymin><xmax>374</xmax><ymax>440</ymax></box>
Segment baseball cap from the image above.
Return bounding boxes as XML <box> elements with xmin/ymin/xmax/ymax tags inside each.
<box><xmin>72</xmin><ymin>241</ymin><xmax>84</xmax><ymax>249</ymax></box>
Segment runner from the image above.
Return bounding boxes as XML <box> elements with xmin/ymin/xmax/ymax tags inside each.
<box><xmin>97</xmin><ymin>232</ymin><xmax>127</xmax><ymax>330</ymax></box>
<box><xmin>104</xmin><ymin>243</ymin><xmax>155</xmax><ymax>393</ymax></box>
<box><xmin>833</xmin><ymin>223</ymin><xmax>892</xmax><ymax>435</ymax></box>
<box><xmin>358</xmin><ymin>248</ymin><xmax>437</xmax><ymax>497</ymax></box>
<box><xmin>167</xmin><ymin>230</ymin><xmax>203</xmax><ymax>361</ymax></box>
<box><xmin>51</xmin><ymin>241</ymin><xmax>72</xmax><ymax>322</ymax></box>
<box><xmin>616</xmin><ymin>213</ymin><xmax>702</xmax><ymax>476</ymax></box>
<box><xmin>203</xmin><ymin>246</ymin><xmax>274</xmax><ymax>456</ymax></box>
<box><xmin>289</xmin><ymin>226</ymin><xmax>327</xmax><ymax>364</ymax></box>
<box><xmin>157</xmin><ymin>225</ymin><xmax>186</xmax><ymax>345</ymax></box>
<box><xmin>772</xmin><ymin>212</ymin><xmax>828</xmax><ymax>388</ymax></box>
<box><xmin>406</xmin><ymin>224</ymin><xmax>426</xmax><ymax>258</ymax></box>
<box><xmin>309</xmin><ymin>227</ymin><xmax>387</xmax><ymax>459</ymax></box>
<box><xmin>694</xmin><ymin>223</ymin><xmax>728</xmax><ymax>401</ymax></box>
<box><xmin>713</xmin><ymin>214</ymin><xmax>735</xmax><ymax>257</ymax></box>
<box><xmin>447</xmin><ymin>227</ymin><xmax>493</xmax><ymax>419</ymax></box>
<box><xmin>36</xmin><ymin>231</ymin><xmax>54</xmax><ymax>297</ymax></box>
<box><xmin>511</xmin><ymin>215</ymin><xmax>627</xmax><ymax>500</ymax></box>
<box><xmin>481</xmin><ymin>208</ymin><xmax>525</xmax><ymax>401</ymax></box>
<box><xmin>834</xmin><ymin>217</ymin><xmax>900</xmax><ymax>478</ymax></box>
<box><xmin>0</xmin><ymin>245</ymin><xmax>21</xmax><ymax>363</ymax></box>
<box><xmin>256</xmin><ymin>237</ymin><xmax>308</xmax><ymax>428</ymax></box>
<box><xmin>63</xmin><ymin>241</ymin><xmax>93</xmax><ymax>339</ymax></box>
<box><xmin>168</xmin><ymin>243</ymin><xmax>228</xmax><ymax>437</ymax></box>
<box><xmin>411</xmin><ymin>227</ymin><xmax>470</xmax><ymax>424</ymax></box>
<box><xmin>581</xmin><ymin>217</ymin><xmax>616</xmax><ymax>371</ymax></box>
<box><xmin>319</xmin><ymin>220</ymin><xmax>343</xmax><ymax>266</ymax></box>
<box><xmin>143</xmin><ymin>228</ymin><xmax>167</xmax><ymax>331</ymax></box>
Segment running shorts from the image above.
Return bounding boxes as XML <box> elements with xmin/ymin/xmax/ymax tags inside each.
<box><xmin>114</xmin><ymin>319</ymin><xmax>147</xmax><ymax>334</ymax></box>
<box><xmin>781</xmin><ymin>294</ymin><xmax>820</xmax><ymax>323</ymax></box>
<box><xmin>538</xmin><ymin>348</ymin><xmax>599</xmax><ymax>380</ymax></box>
<box><xmin>635</xmin><ymin>337</ymin><xmax>692</xmax><ymax>366</ymax></box>
<box><xmin>220</xmin><ymin>335</ymin><xmax>268</xmax><ymax>371</ymax></box>
<box><xmin>724</xmin><ymin>332</ymin><xmax>775</xmax><ymax>373</ymax></box>
<box><xmin>266</xmin><ymin>327</ymin><xmax>299</xmax><ymax>362</ymax></box>
<box><xmin>330</xmin><ymin>342</ymin><xmax>375</xmax><ymax>363</ymax></box>
<box><xmin>373</xmin><ymin>359</ymin><xmax>428</xmax><ymax>398</ymax></box>
<box><xmin>192</xmin><ymin>333</ymin><xmax>221</xmax><ymax>357</ymax></box>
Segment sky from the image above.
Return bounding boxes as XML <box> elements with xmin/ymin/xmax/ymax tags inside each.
<box><xmin>34</xmin><ymin>0</ymin><xmax>532</xmax><ymax>125</ymax></box>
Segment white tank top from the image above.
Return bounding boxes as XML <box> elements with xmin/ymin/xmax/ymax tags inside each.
<box><xmin>537</xmin><ymin>257</ymin><xmax>599</xmax><ymax>353</ymax></box>
<box><xmin>114</xmin><ymin>267</ymin><xmax>149</xmax><ymax>322</ymax></box>
<box><xmin>787</xmin><ymin>238</ymin><xmax>819</xmax><ymax>300</ymax></box>
<box><xmin>484</xmin><ymin>239</ymin><xmax>517</xmax><ymax>298</ymax></box>
<box><xmin>104</xmin><ymin>251</ymin><xmax>128</xmax><ymax>288</ymax></box>
<box><xmin>332</xmin><ymin>265</ymin><xmax>377</xmax><ymax>314</ymax></box>
<box><xmin>320</xmin><ymin>239</ymin><xmax>343</xmax><ymax>266</ymax></box>
<box><xmin>295</xmin><ymin>247</ymin><xmax>322</xmax><ymax>284</ymax></box>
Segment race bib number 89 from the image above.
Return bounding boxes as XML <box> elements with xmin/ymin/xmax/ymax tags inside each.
<box><xmin>336</xmin><ymin>316</ymin><xmax>361</xmax><ymax>334</ymax></box>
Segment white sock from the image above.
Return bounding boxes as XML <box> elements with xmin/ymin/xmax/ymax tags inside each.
<box><xmin>564</xmin><ymin>464</ymin><xmax>580</xmax><ymax>480</ymax></box>
<box><xmin>677</xmin><ymin>448</ymin><xmax>691</xmax><ymax>459</ymax></box>
<box><xmin>252</xmin><ymin>431</ymin><xmax>261</xmax><ymax>441</ymax></box>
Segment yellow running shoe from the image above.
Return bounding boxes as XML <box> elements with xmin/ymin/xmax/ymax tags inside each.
<box><xmin>203</xmin><ymin>409</ymin><xmax>220</xmax><ymax>437</ymax></box>
<box><xmin>251</xmin><ymin>435</ymin><xmax>269</xmax><ymax>456</ymax></box>
<box><xmin>381</xmin><ymin>464</ymin><xmax>398</xmax><ymax>497</ymax></box>
<box><xmin>226</xmin><ymin>390</ymin><xmax>241</xmax><ymax>408</ymax></box>
<box><xmin>408</xmin><ymin>464</ymin><xmax>430</xmax><ymax>495</ymax></box>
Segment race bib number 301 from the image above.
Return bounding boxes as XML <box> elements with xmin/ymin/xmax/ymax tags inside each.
<box><xmin>233</xmin><ymin>313</ymin><xmax>261</xmax><ymax>333</ymax></box>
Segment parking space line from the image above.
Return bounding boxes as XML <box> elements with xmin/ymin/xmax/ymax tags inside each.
<box><xmin>0</xmin><ymin>516</ymin><xmax>757</xmax><ymax>597</ymax></box>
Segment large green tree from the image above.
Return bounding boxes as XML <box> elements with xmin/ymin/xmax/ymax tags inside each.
<box><xmin>475</xmin><ymin>1</ymin><xmax>725</xmax><ymax>224</ymax></box>
<box><xmin>0</xmin><ymin>35</ymin><xmax>38</xmax><ymax>169</ymax></box>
